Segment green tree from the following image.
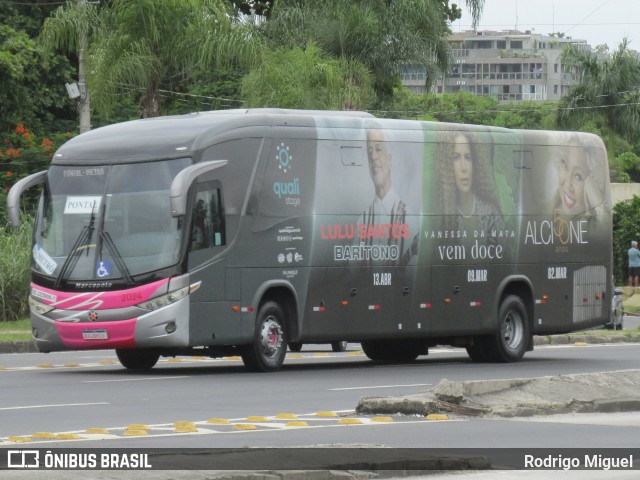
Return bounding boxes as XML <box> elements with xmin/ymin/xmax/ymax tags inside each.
<box><xmin>258</xmin><ymin>0</ymin><xmax>485</xmax><ymax>100</ymax></box>
<box><xmin>615</xmin><ymin>151</ymin><xmax>640</xmax><ymax>183</ymax></box>
<box><xmin>556</xmin><ymin>37</ymin><xmax>640</xmax><ymax>161</ymax></box>
<box><xmin>377</xmin><ymin>88</ymin><xmax>500</xmax><ymax>125</ymax></box>
<box><xmin>613</xmin><ymin>196</ymin><xmax>640</xmax><ymax>285</ymax></box>
<box><xmin>494</xmin><ymin>101</ymin><xmax>557</xmax><ymax>130</ymax></box>
<box><xmin>0</xmin><ymin>22</ymin><xmax>75</xmax><ymax>134</ymax></box>
<box><xmin>92</xmin><ymin>0</ymin><xmax>261</xmax><ymax>118</ymax></box>
<box><xmin>241</xmin><ymin>43</ymin><xmax>374</xmax><ymax>110</ymax></box>
<box><xmin>39</xmin><ymin>0</ymin><xmax>103</xmax><ymax>132</ymax></box>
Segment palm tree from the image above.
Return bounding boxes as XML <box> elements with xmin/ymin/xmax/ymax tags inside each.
<box><xmin>39</xmin><ymin>0</ymin><xmax>101</xmax><ymax>132</ymax></box>
<box><xmin>43</xmin><ymin>0</ymin><xmax>260</xmax><ymax>119</ymax></box>
<box><xmin>258</xmin><ymin>0</ymin><xmax>485</xmax><ymax>99</ymax></box>
<box><xmin>556</xmin><ymin>37</ymin><xmax>640</xmax><ymax>160</ymax></box>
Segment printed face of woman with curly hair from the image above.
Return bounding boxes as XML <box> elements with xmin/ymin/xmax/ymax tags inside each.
<box><xmin>556</xmin><ymin>146</ymin><xmax>588</xmax><ymax>215</ymax></box>
<box><xmin>452</xmin><ymin>134</ymin><xmax>473</xmax><ymax>196</ymax></box>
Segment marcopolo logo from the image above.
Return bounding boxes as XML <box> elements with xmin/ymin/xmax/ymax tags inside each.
<box><xmin>273</xmin><ymin>142</ymin><xmax>301</xmax><ymax>207</ymax></box>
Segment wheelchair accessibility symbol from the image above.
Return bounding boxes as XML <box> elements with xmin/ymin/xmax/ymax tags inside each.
<box><xmin>96</xmin><ymin>261</ymin><xmax>111</xmax><ymax>278</ymax></box>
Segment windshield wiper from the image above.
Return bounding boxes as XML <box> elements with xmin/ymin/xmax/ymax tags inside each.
<box><xmin>53</xmin><ymin>206</ymin><xmax>97</xmax><ymax>288</ymax></box>
<box><xmin>100</xmin><ymin>231</ymin><xmax>133</xmax><ymax>284</ymax></box>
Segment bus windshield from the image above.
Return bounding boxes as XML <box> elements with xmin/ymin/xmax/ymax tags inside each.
<box><xmin>33</xmin><ymin>159</ymin><xmax>191</xmax><ymax>281</ymax></box>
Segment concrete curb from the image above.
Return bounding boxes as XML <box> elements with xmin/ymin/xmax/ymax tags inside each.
<box><xmin>533</xmin><ymin>333</ymin><xmax>640</xmax><ymax>345</ymax></box>
<box><xmin>357</xmin><ymin>370</ymin><xmax>640</xmax><ymax>418</ymax></box>
<box><xmin>0</xmin><ymin>340</ymin><xmax>38</xmax><ymax>354</ymax></box>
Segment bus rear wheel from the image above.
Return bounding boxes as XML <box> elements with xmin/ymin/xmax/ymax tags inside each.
<box><xmin>242</xmin><ymin>301</ymin><xmax>288</xmax><ymax>372</ymax></box>
<box><xmin>116</xmin><ymin>348</ymin><xmax>160</xmax><ymax>370</ymax></box>
<box><xmin>476</xmin><ymin>294</ymin><xmax>530</xmax><ymax>363</ymax></box>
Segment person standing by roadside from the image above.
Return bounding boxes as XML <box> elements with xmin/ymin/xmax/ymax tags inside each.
<box><xmin>628</xmin><ymin>241</ymin><xmax>640</xmax><ymax>287</ymax></box>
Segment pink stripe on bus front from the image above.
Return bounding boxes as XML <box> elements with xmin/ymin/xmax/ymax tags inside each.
<box><xmin>30</xmin><ymin>279</ymin><xmax>170</xmax><ymax>310</ymax></box>
<box><xmin>55</xmin><ymin>318</ymin><xmax>137</xmax><ymax>350</ymax></box>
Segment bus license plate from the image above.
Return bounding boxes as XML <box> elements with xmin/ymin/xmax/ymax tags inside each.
<box><xmin>82</xmin><ymin>329</ymin><xmax>108</xmax><ymax>340</ymax></box>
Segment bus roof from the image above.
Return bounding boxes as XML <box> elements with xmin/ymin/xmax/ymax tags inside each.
<box><xmin>50</xmin><ymin>109</ymin><xmax>374</xmax><ymax>166</ymax></box>
<box><xmin>50</xmin><ymin>109</ymin><xmax>604</xmax><ymax>166</ymax></box>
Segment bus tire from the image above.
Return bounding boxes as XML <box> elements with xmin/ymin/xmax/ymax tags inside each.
<box><xmin>465</xmin><ymin>338</ymin><xmax>492</xmax><ymax>363</ymax></box>
<box><xmin>331</xmin><ymin>341</ymin><xmax>348</xmax><ymax>352</ymax></box>
<box><xmin>288</xmin><ymin>342</ymin><xmax>303</xmax><ymax>352</ymax></box>
<box><xmin>116</xmin><ymin>348</ymin><xmax>160</xmax><ymax>370</ymax></box>
<box><xmin>361</xmin><ymin>340</ymin><xmax>386</xmax><ymax>361</ymax></box>
<box><xmin>486</xmin><ymin>294</ymin><xmax>530</xmax><ymax>362</ymax></box>
<box><xmin>242</xmin><ymin>301</ymin><xmax>288</xmax><ymax>372</ymax></box>
<box><xmin>361</xmin><ymin>340</ymin><xmax>421</xmax><ymax>362</ymax></box>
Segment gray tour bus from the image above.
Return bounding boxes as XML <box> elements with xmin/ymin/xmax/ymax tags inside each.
<box><xmin>7</xmin><ymin>109</ymin><xmax>612</xmax><ymax>372</ymax></box>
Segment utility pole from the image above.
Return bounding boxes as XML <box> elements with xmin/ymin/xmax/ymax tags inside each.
<box><xmin>77</xmin><ymin>0</ymin><xmax>91</xmax><ymax>133</ymax></box>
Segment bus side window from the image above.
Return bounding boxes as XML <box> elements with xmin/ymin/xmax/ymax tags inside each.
<box><xmin>191</xmin><ymin>182</ymin><xmax>225</xmax><ymax>251</ymax></box>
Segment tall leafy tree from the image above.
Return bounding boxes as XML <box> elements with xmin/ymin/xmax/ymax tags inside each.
<box><xmin>0</xmin><ymin>2</ymin><xmax>76</xmax><ymax>133</ymax></box>
<box><xmin>241</xmin><ymin>42</ymin><xmax>374</xmax><ymax>110</ymax></box>
<box><xmin>257</xmin><ymin>0</ymin><xmax>484</xmax><ymax>99</ymax></box>
<box><xmin>39</xmin><ymin>0</ymin><xmax>103</xmax><ymax>132</ymax></box>
<box><xmin>556</xmin><ymin>38</ymin><xmax>640</xmax><ymax>160</ymax></box>
<box><xmin>90</xmin><ymin>0</ymin><xmax>260</xmax><ymax>118</ymax></box>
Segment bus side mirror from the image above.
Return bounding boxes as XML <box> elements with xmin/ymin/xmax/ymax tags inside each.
<box><xmin>169</xmin><ymin>160</ymin><xmax>227</xmax><ymax>217</ymax></box>
<box><xmin>6</xmin><ymin>170</ymin><xmax>47</xmax><ymax>227</ymax></box>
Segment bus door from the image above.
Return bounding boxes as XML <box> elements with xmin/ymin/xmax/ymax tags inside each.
<box><xmin>187</xmin><ymin>179</ymin><xmax>233</xmax><ymax>344</ymax></box>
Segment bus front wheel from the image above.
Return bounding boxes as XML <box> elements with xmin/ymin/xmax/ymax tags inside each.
<box><xmin>116</xmin><ymin>348</ymin><xmax>160</xmax><ymax>370</ymax></box>
<box><xmin>242</xmin><ymin>301</ymin><xmax>288</xmax><ymax>372</ymax></box>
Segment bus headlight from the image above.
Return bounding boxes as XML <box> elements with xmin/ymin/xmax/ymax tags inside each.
<box><xmin>136</xmin><ymin>286</ymin><xmax>190</xmax><ymax>312</ymax></box>
<box><xmin>29</xmin><ymin>296</ymin><xmax>55</xmax><ymax>315</ymax></box>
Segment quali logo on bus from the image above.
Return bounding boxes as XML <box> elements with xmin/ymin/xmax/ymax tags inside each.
<box><xmin>273</xmin><ymin>142</ymin><xmax>301</xmax><ymax>207</ymax></box>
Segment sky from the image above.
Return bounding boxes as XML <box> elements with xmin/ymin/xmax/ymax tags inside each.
<box><xmin>451</xmin><ymin>0</ymin><xmax>639</xmax><ymax>50</ymax></box>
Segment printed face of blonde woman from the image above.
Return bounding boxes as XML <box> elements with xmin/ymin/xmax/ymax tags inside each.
<box><xmin>367</xmin><ymin>129</ymin><xmax>392</xmax><ymax>198</ymax></box>
<box><xmin>452</xmin><ymin>135</ymin><xmax>473</xmax><ymax>195</ymax></box>
<box><xmin>556</xmin><ymin>147</ymin><xmax>588</xmax><ymax>215</ymax></box>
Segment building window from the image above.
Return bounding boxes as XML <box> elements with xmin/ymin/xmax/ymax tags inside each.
<box><xmin>554</xmin><ymin>64</ymin><xmax>558</xmax><ymax>73</ymax></box>
<box><xmin>554</xmin><ymin>85</ymin><xmax>558</xmax><ymax>94</ymax></box>
<box><xmin>497</xmin><ymin>40</ymin><xmax>506</xmax><ymax>49</ymax></box>
<box><xmin>510</xmin><ymin>40</ymin><xmax>523</xmax><ymax>49</ymax></box>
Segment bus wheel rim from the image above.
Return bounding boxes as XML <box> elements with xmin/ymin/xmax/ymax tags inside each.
<box><xmin>503</xmin><ymin>311</ymin><xmax>523</xmax><ymax>350</ymax></box>
<box><xmin>260</xmin><ymin>317</ymin><xmax>283</xmax><ymax>358</ymax></box>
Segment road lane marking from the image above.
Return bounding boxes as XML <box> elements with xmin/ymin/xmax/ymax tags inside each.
<box><xmin>83</xmin><ymin>376</ymin><xmax>188</xmax><ymax>383</ymax></box>
<box><xmin>0</xmin><ymin>402</ymin><xmax>109</xmax><ymax>411</ymax></box>
<box><xmin>330</xmin><ymin>383</ymin><xmax>432</xmax><ymax>391</ymax></box>
<box><xmin>1</xmin><ymin>415</ymin><xmax>466</xmax><ymax>445</ymax></box>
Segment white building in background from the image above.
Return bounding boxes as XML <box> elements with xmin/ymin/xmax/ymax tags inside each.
<box><xmin>401</xmin><ymin>30</ymin><xmax>592</xmax><ymax>102</ymax></box>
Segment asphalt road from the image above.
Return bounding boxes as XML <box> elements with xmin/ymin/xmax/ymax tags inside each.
<box><xmin>1</xmin><ymin>341</ymin><xmax>640</xmax><ymax>478</ymax></box>
<box><xmin>1</xmin><ymin>342</ymin><xmax>639</xmax><ymax>449</ymax></box>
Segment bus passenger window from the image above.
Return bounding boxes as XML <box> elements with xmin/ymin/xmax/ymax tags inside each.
<box><xmin>191</xmin><ymin>183</ymin><xmax>225</xmax><ymax>251</ymax></box>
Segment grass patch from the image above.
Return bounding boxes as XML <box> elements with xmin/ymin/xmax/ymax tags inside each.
<box><xmin>0</xmin><ymin>318</ymin><xmax>32</xmax><ymax>342</ymax></box>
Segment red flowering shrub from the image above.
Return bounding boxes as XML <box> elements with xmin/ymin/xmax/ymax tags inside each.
<box><xmin>1</xmin><ymin>123</ymin><xmax>74</xmax><ymax>218</ymax></box>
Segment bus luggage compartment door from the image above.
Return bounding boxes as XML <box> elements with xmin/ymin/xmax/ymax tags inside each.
<box><xmin>430</xmin><ymin>265</ymin><xmax>492</xmax><ymax>336</ymax></box>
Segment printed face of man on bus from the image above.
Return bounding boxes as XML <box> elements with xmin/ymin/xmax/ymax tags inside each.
<box><xmin>452</xmin><ymin>134</ymin><xmax>473</xmax><ymax>196</ymax></box>
<box><xmin>555</xmin><ymin>145</ymin><xmax>588</xmax><ymax>215</ymax></box>
<box><xmin>367</xmin><ymin>129</ymin><xmax>392</xmax><ymax>199</ymax></box>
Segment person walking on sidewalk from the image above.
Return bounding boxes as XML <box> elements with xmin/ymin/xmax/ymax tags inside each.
<box><xmin>628</xmin><ymin>240</ymin><xmax>640</xmax><ymax>287</ymax></box>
